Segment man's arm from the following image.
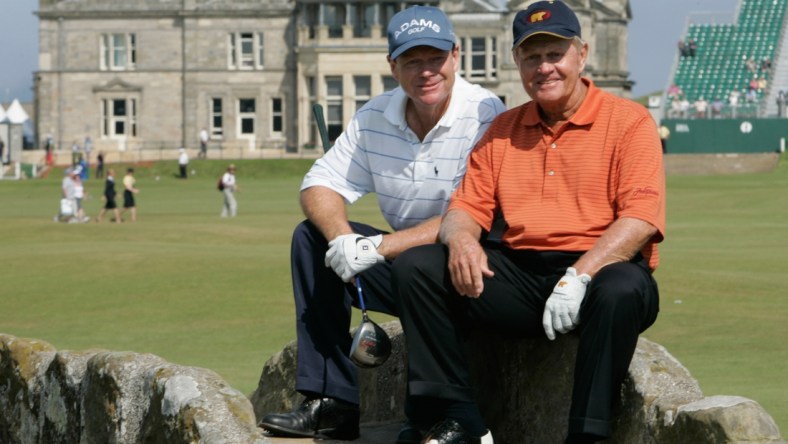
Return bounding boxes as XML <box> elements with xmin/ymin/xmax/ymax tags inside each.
<box><xmin>300</xmin><ymin>185</ymin><xmax>353</xmax><ymax>242</ymax></box>
<box><xmin>439</xmin><ymin>208</ymin><xmax>494</xmax><ymax>298</ymax></box>
<box><xmin>571</xmin><ymin>216</ymin><xmax>658</xmax><ymax>277</ymax></box>
<box><xmin>300</xmin><ymin>185</ymin><xmax>442</xmax><ymax>260</ymax></box>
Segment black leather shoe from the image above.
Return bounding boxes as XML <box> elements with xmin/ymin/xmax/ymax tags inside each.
<box><xmin>396</xmin><ymin>421</ymin><xmax>424</xmax><ymax>444</ymax></box>
<box><xmin>421</xmin><ymin>419</ymin><xmax>493</xmax><ymax>444</ymax></box>
<box><xmin>258</xmin><ymin>397</ymin><xmax>360</xmax><ymax>440</ymax></box>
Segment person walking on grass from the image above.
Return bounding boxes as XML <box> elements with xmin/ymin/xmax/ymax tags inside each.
<box><xmin>97</xmin><ymin>168</ymin><xmax>121</xmax><ymax>223</ymax></box>
<box><xmin>120</xmin><ymin>168</ymin><xmax>140</xmax><ymax>222</ymax></box>
<box><xmin>178</xmin><ymin>148</ymin><xmax>189</xmax><ymax>179</ymax></box>
<box><xmin>220</xmin><ymin>164</ymin><xmax>238</xmax><ymax>217</ymax></box>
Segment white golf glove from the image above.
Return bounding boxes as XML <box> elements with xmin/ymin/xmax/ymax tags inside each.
<box><xmin>542</xmin><ymin>267</ymin><xmax>591</xmax><ymax>340</ymax></box>
<box><xmin>325</xmin><ymin>234</ymin><xmax>384</xmax><ymax>282</ymax></box>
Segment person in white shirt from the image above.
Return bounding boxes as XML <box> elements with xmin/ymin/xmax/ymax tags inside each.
<box><xmin>73</xmin><ymin>170</ymin><xmax>88</xmax><ymax>223</ymax></box>
<box><xmin>178</xmin><ymin>148</ymin><xmax>189</xmax><ymax>179</ymax></box>
<box><xmin>220</xmin><ymin>164</ymin><xmax>237</xmax><ymax>217</ymax></box>
<box><xmin>258</xmin><ymin>5</ymin><xmax>505</xmax><ymax>442</ymax></box>
<box><xmin>199</xmin><ymin>129</ymin><xmax>209</xmax><ymax>159</ymax></box>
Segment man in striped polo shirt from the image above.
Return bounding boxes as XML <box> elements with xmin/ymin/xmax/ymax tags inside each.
<box><xmin>258</xmin><ymin>5</ymin><xmax>505</xmax><ymax>441</ymax></box>
<box><xmin>392</xmin><ymin>1</ymin><xmax>665</xmax><ymax>443</ymax></box>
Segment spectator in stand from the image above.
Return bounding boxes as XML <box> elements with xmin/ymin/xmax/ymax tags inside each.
<box><xmin>687</xmin><ymin>38</ymin><xmax>697</xmax><ymax>57</ymax></box>
<box><xmin>693</xmin><ymin>97</ymin><xmax>708</xmax><ymax>119</ymax></box>
<box><xmin>777</xmin><ymin>90</ymin><xmax>786</xmax><ymax>118</ymax></box>
<box><xmin>729</xmin><ymin>90</ymin><xmax>740</xmax><ymax>107</ymax></box>
<box><xmin>678</xmin><ymin>40</ymin><xmax>688</xmax><ymax>57</ymax></box>
<box><xmin>749</xmin><ymin>76</ymin><xmax>759</xmax><ymax>93</ymax></box>
<box><xmin>667</xmin><ymin>83</ymin><xmax>682</xmax><ymax>101</ymax></box>
<box><xmin>757</xmin><ymin>76</ymin><xmax>767</xmax><ymax>93</ymax></box>
<box><xmin>760</xmin><ymin>56</ymin><xmax>771</xmax><ymax>73</ymax></box>
<box><xmin>746</xmin><ymin>57</ymin><xmax>757</xmax><ymax>74</ymax></box>
<box><xmin>711</xmin><ymin>98</ymin><xmax>724</xmax><ymax>118</ymax></box>
<box><xmin>679</xmin><ymin>97</ymin><xmax>690</xmax><ymax>119</ymax></box>
<box><xmin>746</xmin><ymin>88</ymin><xmax>757</xmax><ymax>103</ymax></box>
<box><xmin>670</xmin><ymin>98</ymin><xmax>682</xmax><ymax>119</ymax></box>
<box><xmin>729</xmin><ymin>90</ymin><xmax>741</xmax><ymax>118</ymax></box>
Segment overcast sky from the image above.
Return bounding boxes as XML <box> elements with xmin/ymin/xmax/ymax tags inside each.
<box><xmin>0</xmin><ymin>0</ymin><xmax>740</xmax><ymax>104</ymax></box>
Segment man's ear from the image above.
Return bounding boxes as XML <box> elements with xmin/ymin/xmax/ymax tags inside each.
<box><xmin>387</xmin><ymin>55</ymin><xmax>400</xmax><ymax>81</ymax></box>
<box><xmin>578</xmin><ymin>42</ymin><xmax>589</xmax><ymax>73</ymax></box>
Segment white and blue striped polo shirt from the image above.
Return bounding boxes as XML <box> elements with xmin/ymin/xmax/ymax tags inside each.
<box><xmin>301</xmin><ymin>75</ymin><xmax>505</xmax><ymax>231</ymax></box>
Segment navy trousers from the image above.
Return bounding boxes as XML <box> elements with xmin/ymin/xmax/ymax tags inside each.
<box><xmin>391</xmin><ymin>244</ymin><xmax>659</xmax><ymax>438</ymax></box>
<box><xmin>291</xmin><ymin>220</ymin><xmax>398</xmax><ymax>405</ymax></box>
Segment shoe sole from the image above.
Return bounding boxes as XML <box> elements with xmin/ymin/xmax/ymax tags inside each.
<box><xmin>260</xmin><ymin>422</ymin><xmax>360</xmax><ymax>440</ymax></box>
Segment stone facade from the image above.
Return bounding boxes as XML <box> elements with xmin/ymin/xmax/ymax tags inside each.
<box><xmin>35</xmin><ymin>0</ymin><xmax>633</xmax><ymax>156</ymax></box>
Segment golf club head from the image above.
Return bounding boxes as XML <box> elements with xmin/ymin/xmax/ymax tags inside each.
<box><xmin>349</xmin><ymin>319</ymin><xmax>392</xmax><ymax>368</ymax></box>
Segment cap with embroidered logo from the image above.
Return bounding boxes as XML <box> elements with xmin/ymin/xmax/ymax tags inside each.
<box><xmin>512</xmin><ymin>0</ymin><xmax>581</xmax><ymax>50</ymax></box>
<box><xmin>387</xmin><ymin>5</ymin><xmax>455</xmax><ymax>60</ymax></box>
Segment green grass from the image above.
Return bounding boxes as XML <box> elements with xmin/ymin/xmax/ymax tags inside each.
<box><xmin>1</xmin><ymin>157</ymin><xmax>786</xmax><ymax>436</ymax></box>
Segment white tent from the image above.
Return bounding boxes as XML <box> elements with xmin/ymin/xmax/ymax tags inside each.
<box><xmin>5</xmin><ymin>99</ymin><xmax>28</xmax><ymax>124</ymax></box>
<box><xmin>0</xmin><ymin>104</ymin><xmax>6</xmax><ymax>123</ymax></box>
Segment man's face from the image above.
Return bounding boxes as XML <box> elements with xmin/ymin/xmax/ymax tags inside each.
<box><xmin>513</xmin><ymin>35</ymin><xmax>587</xmax><ymax>107</ymax></box>
<box><xmin>389</xmin><ymin>45</ymin><xmax>459</xmax><ymax>108</ymax></box>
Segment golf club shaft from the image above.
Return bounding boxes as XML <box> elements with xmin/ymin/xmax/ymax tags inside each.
<box><xmin>312</xmin><ymin>103</ymin><xmax>331</xmax><ymax>153</ymax></box>
<box><xmin>354</xmin><ymin>276</ymin><xmax>368</xmax><ymax>314</ymax></box>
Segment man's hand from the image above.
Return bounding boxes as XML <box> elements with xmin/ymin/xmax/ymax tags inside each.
<box><xmin>446</xmin><ymin>234</ymin><xmax>494</xmax><ymax>298</ymax></box>
<box><xmin>542</xmin><ymin>267</ymin><xmax>591</xmax><ymax>340</ymax></box>
<box><xmin>325</xmin><ymin>234</ymin><xmax>384</xmax><ymax>282</ymax></box>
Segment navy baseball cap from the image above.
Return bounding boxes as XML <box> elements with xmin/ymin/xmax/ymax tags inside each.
<box><xmin>512</xmin><ymin>1</ymin><xmax>581</xmax><ymax>50</ymax></box>
<box><xmin>388</xmin><ymin>6</ymin><xmax>455</xmax><ymax>60</ymax></box>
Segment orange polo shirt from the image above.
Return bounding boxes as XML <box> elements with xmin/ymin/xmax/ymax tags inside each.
<box><xmin>449</xmin><ymin>78</ymin><xmax>665</xmax><ymax>270</ymax></box>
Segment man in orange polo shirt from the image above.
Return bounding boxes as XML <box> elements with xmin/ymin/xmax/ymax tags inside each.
<box><xmin>391</xmin><ymin>2</ymin><xmax>664</xmax><ymax>443</ymax></box>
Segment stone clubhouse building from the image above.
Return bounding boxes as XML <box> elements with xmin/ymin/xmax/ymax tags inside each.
<box><xmin>34</xmin><ymin>0</ymin><xmax>632</xmax><ymax>156</ymax></box>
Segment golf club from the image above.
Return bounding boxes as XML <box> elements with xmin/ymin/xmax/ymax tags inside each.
<box><xmin>312</xmin><ymin>103</ymin><xmax>331</xmax><ymax>153</ymax></box>
<box><xmin>349</xmin><ymin>277</ymin><xmax>392</xmax><ymax>368</ymax></box>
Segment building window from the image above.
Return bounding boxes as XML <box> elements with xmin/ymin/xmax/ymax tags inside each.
<box><xmin>229</xmin><ymin>32</ymin><xmax>264</xmax><ymax>69</ymax></box>
<box><xmin>211</xmin><ymin>98</ymin><xmax>223</xmax><ymax>138</ymax></box>
<box><xmin>460</xmin><ymin>36</ymin><xmax>497</xmax><ymax>80</ymax></box>
<box><xmin>238</xmin><ymin>98</ymin><xmax>256</xmax><ymax>136</ymax></box>
<box><xmin>303</xmin><ymin>4</ymin><xmax>319</xmax><ymax>39</ymax></box>
<box><xmin>380</xmin><ymin>3</ymin><xmax>399</xmax><ymax>29</ymax></box>
<box><xmin>325</xmin><ymin>4</ymin><xmax>346</xmax><ymax>38</ymax></box>
<box><xmin>383</xmin><ymin>75</ymin><xmax>399</xmax><ymax>91</ymax></box>
<box><xmin>271</xmin><ymin>97</ymin><xmax>283</xmax><ymax>134</ymax></box>
<box><xmin>351</xmin><ymin>3</ymin><xmax>375</xmax><ymax>38</ymax></box>
<box><xmin>100</xmin><ymin>33</ymin><xmax>136</xmax><ymax>71</ymax></box>
<box><xmin>325</xmin><ymin>76</ymin><xmax>343</xmax><ymax>142</ymax></box>
<box><xmin>354</xmin><ymin>76</ymin><xmax>371</xmax><ymax>112</ymax></box>
<box><xmin>101</xmin><ymin>98</ymin><xmax>137</xmax><ymax>138</ymax></box>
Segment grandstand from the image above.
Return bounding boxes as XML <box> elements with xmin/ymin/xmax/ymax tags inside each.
<box><xmin>665</xmin><ymin>0</ymin><xmax>788</xmax><ymax>119</ymax></box>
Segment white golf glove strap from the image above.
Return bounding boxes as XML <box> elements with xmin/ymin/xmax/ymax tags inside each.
<box><xmin>325</xmin><ymin>234</ymin><xmax>384</xmax><ymax>282</ymax></box>
<box><xmin>542</xmin><ymin>267</ymin><xmax>591</xmax><ymax>340</ymax></box>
